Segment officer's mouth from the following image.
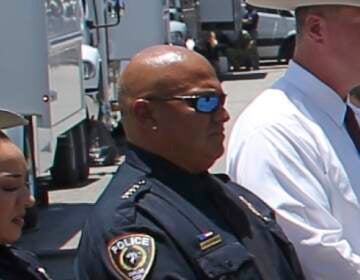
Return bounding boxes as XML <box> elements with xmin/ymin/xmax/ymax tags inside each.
<box><xmin>209</xmin><ymin>127</ymin><xmax>225</xmax><ymax>137</ymax></box>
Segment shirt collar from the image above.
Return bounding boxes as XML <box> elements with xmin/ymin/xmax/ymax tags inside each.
<box><xmin>285</xmin><ymin>60</ymin><xmax>347</xmax><ymax>126</ymax></box>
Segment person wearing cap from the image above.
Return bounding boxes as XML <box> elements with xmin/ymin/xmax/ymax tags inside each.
<box><xmin>76</xmin><ymin>45</ymin><xmax>304</xmax><ymax>279</ymax></box>
<box><xmin>241</xmin><ymin>3</ymin><xmax>260</xmax><ymax>70</ymax></box>
<box><xmin>0</xmin><ymin>110</ymin><xmax>52</xmax><ymax>279</ymax></box>
<box><xmin>227</xmin><ymin>1</ymin><xmax>360</xmax><ymax>279</ymax></box>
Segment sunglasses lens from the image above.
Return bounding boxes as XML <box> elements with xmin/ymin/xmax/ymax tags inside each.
<box><xmin>196</xmin><ymin>96</ymin><xmax>220</xmax><ymax>113</ymax></box>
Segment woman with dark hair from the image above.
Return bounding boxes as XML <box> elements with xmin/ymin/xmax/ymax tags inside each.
<box><xmin>0</xmin><ymin>111</ymin><xmax>52</xmax><ymax>279</ymax></box>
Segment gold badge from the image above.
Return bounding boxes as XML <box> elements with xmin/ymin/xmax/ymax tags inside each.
<box><xmin>108</xmin><ymin>233</ymin><xmax>156</xmax><ymax>280</ymax></box>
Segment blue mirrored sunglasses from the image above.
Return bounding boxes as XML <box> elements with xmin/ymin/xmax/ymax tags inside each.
<box><xmin>145</xmin><ymin>92</ymin><xmax>226</xmax><ymax>113</ymax></box>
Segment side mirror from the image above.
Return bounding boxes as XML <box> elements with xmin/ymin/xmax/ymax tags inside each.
<box><xmin>108</xmin><ymin>0</ymin><xmax>123</xmax><ymax>17</ymax></box>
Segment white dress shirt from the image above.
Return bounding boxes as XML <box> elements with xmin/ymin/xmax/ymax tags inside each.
<box><xmin>227</xmin><ymin>61</ymin><xmax>360</xmax><ymax>279</ymax></box>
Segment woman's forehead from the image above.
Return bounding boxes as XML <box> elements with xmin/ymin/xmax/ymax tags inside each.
<box><xmin>0</xmin><ymin>144</ymin><xmax>26</xmax><ymax>174</ymax></box>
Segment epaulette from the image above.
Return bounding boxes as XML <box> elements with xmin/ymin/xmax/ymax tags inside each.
<box><xmin>121</xmin><ymin>179</ymin><xmax>148</xmax><ymax>200</ymax></box>
<box><xmin>213</xmin><ymin>175</ymin><xmax>274</xmax><ymax>223</ymax></box>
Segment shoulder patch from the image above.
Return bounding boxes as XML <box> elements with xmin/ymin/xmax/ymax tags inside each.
<box><xmin>108</xmin><ymin>233</ymin><xmax>156</xmax><ymax>280</ymax></box>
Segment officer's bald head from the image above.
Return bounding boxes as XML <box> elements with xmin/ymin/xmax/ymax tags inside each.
<box><xmin>118</xmin><ymin>45</ymin><xmax>215</xmax><ymax>114</ymax></box>
<box><xmin>116</xmin><ymin>45</ymin><xmax>225</xmax><ymax>173</ymax></box>
<box><xmin>118</xmin><ymin>44</ymin><xmax>216</xmax><ymax>134</ymax></box>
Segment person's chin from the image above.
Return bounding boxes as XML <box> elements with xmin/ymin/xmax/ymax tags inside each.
<box><xmin>210</xmin><ymin>144</ymin><xmax>225</xmax><ymax>161</ymax></box>
<box><xmin>214</xmin><ymin>135</ymin><xmax>226</xmax><ymax>149</ymax></box>
<box><xmin>7</xmin><ymin>225</ymin><xmax>23</xmax><ymax>243</ymax></box>
<box><xmin>3</xmin><ymin>233</ymin><xmax>21</xmax><ymax>244</ymax></box>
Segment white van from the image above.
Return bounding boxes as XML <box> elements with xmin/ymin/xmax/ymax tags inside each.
<box><xmin>255</xmin><ymin>6</ymin><xmax>296</xmax><ymax>61</ymax></box>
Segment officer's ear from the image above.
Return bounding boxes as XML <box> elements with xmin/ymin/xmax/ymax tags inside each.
<box><xmin>132</xmin><ymin>99</ymin><xmax>158</xmax><ymax>130</ymax></box>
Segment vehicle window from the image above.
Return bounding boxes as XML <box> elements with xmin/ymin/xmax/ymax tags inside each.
<box><xmin>256</xmin><ymin>7</ymin><xmax>279</xmax><ymax>14</ymax></box>
<box><xmin>279</xmin><ymin>10</ymin><xmax>294</xmax><ymax>17</ymax></box>
<box><xmin>46</xmin><ymin>0</ymin><xmax>82</xmax><ymax>40</ymax></box>
<box><xmin>168</xmin><ymin>0</ymin><xmax>180</xmax><ymax>8</ymax></box>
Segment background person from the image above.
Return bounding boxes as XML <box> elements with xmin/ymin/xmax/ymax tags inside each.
<box><xmin>227</xmin><ymin>1</ymin><xmax>360</xmax><ymax>279</ymax></box>
<box><xmin>226</xmin><ymin>29</ymin><xmax>256</xmax><ymax>71</ymax></box>
<box><xmin>0</xmin><ymin>110</ymin><xmax>51</xmax><ymax>280</ymax></box>
<box><xmin>76</xmin><ymin>45</ymin><xmax>304</xmax><ymax>280</ymax></box>
<box><xmin>241</xmin><ymin>3</ymin><xmax>260</xmax><ymax>70</ymax></box>
<box><xmin>195</xmin><ymin>31</ymin><xmax>221</xmax><ymax>74</ymax></box>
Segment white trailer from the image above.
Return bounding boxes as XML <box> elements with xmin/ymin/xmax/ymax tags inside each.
<box><xmin>0</xmin><ymin>0</ymin><xmax>92</xmax><ymax>201</ymax></box>
<box><xmin>109</xmin><ymin>0</ymin><xmax>167</xmax><ymax>65</ymax></box>
<box><xmin>108</xmin><ymin>0</ymin><xmax>169</xmax><ymax>101</ymax></box>
<box><xmin>199</xmin><ymin>0</ymin><xmax>243</xmax><ymax>40</ymax></box>
<box><xmin>81</xmin><ymin>0</ymin><xmax>168</xmax><ymax>123</ymax></box>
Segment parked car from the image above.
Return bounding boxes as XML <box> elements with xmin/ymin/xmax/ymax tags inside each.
<box><xmin>255</xmin><ymin>6</ymin><xmax>296</xmax><ymax>61</ymax></box>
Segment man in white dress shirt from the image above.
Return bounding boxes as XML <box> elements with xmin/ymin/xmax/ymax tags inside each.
<box><xmin>227</xmin><ymin>1</ymin><xmax>360</xmax><ymax>279</ymax></box>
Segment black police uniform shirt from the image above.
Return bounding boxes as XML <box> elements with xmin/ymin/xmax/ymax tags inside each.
<box><xmin>76</xmin><ymin>144</ymin><xmax>305</xmax><ymax>280</ymax></box>
<box><xmin>0</xmin><ymin>244</ymin><xmax>51</xmax><ymax>280</ymax></box>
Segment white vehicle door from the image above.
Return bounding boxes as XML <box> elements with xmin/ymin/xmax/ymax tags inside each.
<box><xmin>277</xmin><ymin>10</ymin><xmax>296</xmax><ymax>38</ymax></box>
<box><xmin>257</xmin><ymin>7</ymin><xmax>280</xmax><ymax>41</ymax></box>
<box><xmin>256</xmin><ymin>7</ymin><xmax>295</xmax><ymax>58</ymax></box>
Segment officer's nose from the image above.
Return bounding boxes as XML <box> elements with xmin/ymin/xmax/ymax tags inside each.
<box><xmin>213</xmin><ymin>103</ymin><xmax>230</xmax><ymax>124</ymax></box>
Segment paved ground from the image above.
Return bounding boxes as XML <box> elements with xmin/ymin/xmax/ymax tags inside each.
<box><xmin>16</xmin><ymin>165</ymin><xmax>119</xmax><ymax>279</ymax></box>
<box><xmin>16</xmin><ymin>64</ymin><xmax>287</xmax><ymax>280</ymax></box>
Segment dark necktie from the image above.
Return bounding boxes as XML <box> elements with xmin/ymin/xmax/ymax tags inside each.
<box><xmin>345</xmin><ymin>105</ymin><xmax>360</xmax><ymax>153</ymax></box>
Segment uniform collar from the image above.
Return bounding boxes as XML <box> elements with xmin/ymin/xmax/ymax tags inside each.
<box><xmin>124</xmin><ymin>143</ymin><xmax>153</xmax><ymax>174</ymax></box>
<box><xmin>125</xmin><ymin>143</ymin><xmax>208</xmax><ymax>177</ymax></box>
<box><xmin>125</xmin><ymin>143</ymin><xmax>210</xmax><ymax>198</ymax></box>
<box><xmin>285</xmin><ymin>60</ymin><xmax>347</xmax><ymax>126</ymax></box>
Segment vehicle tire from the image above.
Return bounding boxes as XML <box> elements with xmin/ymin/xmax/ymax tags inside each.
<box><xmin>279</xmin><ymin>36</ymin><xmax>295</xmax><ymax>63</ymax></box>
<box><xmin>51</xmin><ymin>129</ymin><xmax>79</xmax><ymax>185</ymax></box>
<box><xmin>73</xmin><ymin>122</ymin><xmax>90</xmax><ymax>181</ymax></box>
<box><xmin>88</xmin><ymin>120</ymin><xmax>119</xmax><ymax>166</ymax></box>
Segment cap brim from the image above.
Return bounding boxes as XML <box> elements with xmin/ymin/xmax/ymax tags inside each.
<box><xmin>0</xmin><ymin>109</ymin><xmax>28</xmax><ymax>129</ymax></box>
<box><xmin>247</xmin><ymin>0</ymin><xmax>360</xmax><ymax>10</ymax></box>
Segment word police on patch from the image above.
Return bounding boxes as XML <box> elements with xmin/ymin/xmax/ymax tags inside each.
<box><xmin>108</xmin><ymin>233</ymin><xmax>156</xmax><ymax>280</ymax></box>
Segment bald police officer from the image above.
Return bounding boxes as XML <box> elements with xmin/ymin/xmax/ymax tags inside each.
<box><xmin>76</xmin><ymin>45</ymin><xmax>304</xmax><ymax>279</ymax></box>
